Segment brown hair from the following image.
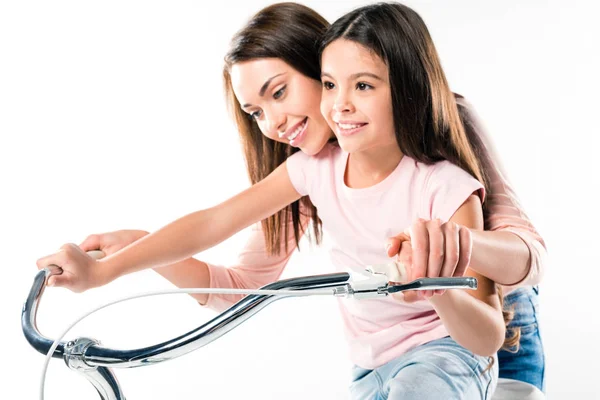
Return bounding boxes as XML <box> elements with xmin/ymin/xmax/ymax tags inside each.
<box><xmin>321</xmin><ymin>2</ymin><xmax>519</xmax><ymax>352</ymax></box>
<box><xmin>456</xmin><ymin>96</ymin><xmax>521</xmax><ymax>352</ymax></box>
<box><xmin>222</xmin><ymin>3</ymin><xmax>330</xmax><ymax>255</ymax></box>
<box><xmin>319</xmin><ymin>2</ymin><xmax>487</xmax><ymax>190</ymax></box>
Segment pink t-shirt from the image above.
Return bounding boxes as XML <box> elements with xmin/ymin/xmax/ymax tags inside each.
<box><xmin>203</xmin><ymin>97</ymin><xmax>547</xmax><ymax>367</ymax></box>
<box><xmin>273</xmin><ymin>143</ymin><xmax>483</xmax><ymax>368</ymax></box>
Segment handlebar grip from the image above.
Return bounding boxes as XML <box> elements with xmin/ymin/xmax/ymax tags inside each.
<box><xmin>386</xmin><ymin>276</ymin><xmax>478</xmax><ymax>293</ymax></box>
<box><xmin>87</xmin><ymin>250</ymin><xmax>106</xmax><ymax>260</ymax></box>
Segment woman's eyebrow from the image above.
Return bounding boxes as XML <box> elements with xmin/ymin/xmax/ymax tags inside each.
<box><xmin>242</xmin><ymin>72</ymin><xmax>286</xmax><ymax>108</ymax></box>
<box><xmin>259</xmin><ymin>73</ymin><xmax>285</xmax><ymax>96</ymax></box>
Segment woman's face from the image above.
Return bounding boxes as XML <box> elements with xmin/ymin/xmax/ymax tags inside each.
<box><xmin>230</xmin><ymin>58</ymin><xmax>333</xmax><ymax>156</ymax></box>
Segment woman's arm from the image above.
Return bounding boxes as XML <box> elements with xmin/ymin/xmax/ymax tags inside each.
<box><xmin>37</xmin><ymin>161</ymin><xmax>302</xmax><ymax>293</ymax></box>
<box><xmin>458</xmin><ymin>95</ymin><xmax>546</xmax><ymax>287</ymax></box>
<box><xmin>387</xmin><ymin>98</ymin><xmax>547</xmax><ymax>288</ymax></box>
<box><xmin>428</xmin><ymin>195</ymin><xmax>505</xmax><ymax>356</ymax></box>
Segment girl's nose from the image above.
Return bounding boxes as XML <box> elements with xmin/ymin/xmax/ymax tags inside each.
<box><xmin>333</xmin><ymin>94</ymin><xmax>355</xmax><ymax>113</ymax></box>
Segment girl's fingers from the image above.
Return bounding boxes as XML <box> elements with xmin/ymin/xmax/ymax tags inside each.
<box><xmin>385</xmin><ymin>232</ymin><xmax>410</xmax><ymax>257</ymax></box>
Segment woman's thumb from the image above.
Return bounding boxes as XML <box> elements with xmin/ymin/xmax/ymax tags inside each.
<box><xmin>79</xmin><ymin>234</ymin><xmax>102</xmax><ymax>252</ymax></box>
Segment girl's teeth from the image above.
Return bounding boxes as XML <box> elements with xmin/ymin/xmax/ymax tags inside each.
<box><xmin>338</xmin><ymin>123</ymin><xmax>363</xmax><ymax>129</ymax></box>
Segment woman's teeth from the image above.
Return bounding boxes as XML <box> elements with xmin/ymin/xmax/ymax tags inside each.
<box><xmin>288</xmin><ymin>120</ymin><xmax>306</xmax><ymax>141</ymax></box>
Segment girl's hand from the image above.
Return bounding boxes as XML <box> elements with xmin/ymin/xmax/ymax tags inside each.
<box><xmin>35</xmin><ymin>230</ymin><xmax>148</xmax><ymax>292</ymax></box>
<box><xmin>385</xmin><ymin>218</ymin><xmax>472</xmax><ymax>300</ymax></box>
<box><xmin>79</xmin><ymin>229</ymin><xmax>149</xmax><ymax>256</ymax></box>
<box><xmin>36</xmin><ymin>243</ymin><xmax>105</xmax><ymax>292</ymax></box>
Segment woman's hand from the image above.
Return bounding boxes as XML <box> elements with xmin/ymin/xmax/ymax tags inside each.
<box><xmin>79</xmin><ymin>229</ymin><xmax>149</xmax><ymax>256</ymax></box>
<box><xmin>385</xmin><ymin>218</ymin><xmax>472</xmax><ymax>300</ymax></box>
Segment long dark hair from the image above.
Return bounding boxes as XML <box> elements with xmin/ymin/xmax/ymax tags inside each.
<box><xmin>319</xmin><ymin>2</ymin><xmax>488</xmax><ymax>191</ymax></box>
<box><xmin>320</xmin><ymin>2</ymin><xmax>519</xmax><ymax>353</ymax></box>
<box><xmin>223</xmin><ymin>3</ymin><xmax>329</xmax><ymax>255</ymax></box>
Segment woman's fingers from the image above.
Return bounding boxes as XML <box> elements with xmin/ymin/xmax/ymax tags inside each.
<box><xmin>425</xmin><ymin>219</ymin><xmax>444</xmax><ymax>297</ymax></box>
<box><xmin>79</xmin><ymin>234</ymin><xmax>103</xmax><ymax>252</ymax></box>
<box><xmin>436</xmin><ymin>222</ymin><xmax>460</xmax><ymax>295</ymax></box>
<box><xmin>455</xmin><ymin>226</ymin><xmax>472</xmax><ymax>278</ymax></box>
<box><xmin>409</xmin><ymin>219</ymin><xmax>429</xmax><ymax>295</ymax></box>
<box><xmin>388</xmin><ymin>219</ymin><xmax>474</xmax><ymax>300</ymax></box>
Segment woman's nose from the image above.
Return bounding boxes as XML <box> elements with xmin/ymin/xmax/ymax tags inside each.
<box><xmin>266</xmin><ymin>112</ymin><xmax>287</xmax><ymax>138</ymax></box>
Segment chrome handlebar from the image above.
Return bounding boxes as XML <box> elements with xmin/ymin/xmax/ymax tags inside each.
<box><xmin>22</xmin><ymin>265</ymin><xmax>476</xmax><ymax>399</ymax></box>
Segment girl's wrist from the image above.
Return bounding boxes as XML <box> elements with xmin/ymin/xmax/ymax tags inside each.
<box><xmin>95</xmin><ymin>259</ymin><xmax>118</xmax><ymax>287</ymax></box>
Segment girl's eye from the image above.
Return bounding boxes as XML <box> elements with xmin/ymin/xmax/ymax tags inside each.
<box><xmin>323</xmin><ymin>81</ymin><xmax>335</xmax><ymax>90</ymax></box>
<box><xmin>356</xmin><ymin>82</ymin><xmax>373</xmax><ymax>91</ymax></box>
<box><xmin>250</xmin><ymin>110</ymin><xmax>263</xmax><ymax>120</ymax></box>
<box><xmin>273</xmin><ymin>85</ymin><xmax>286</xmax><ymax>100</ymax></box>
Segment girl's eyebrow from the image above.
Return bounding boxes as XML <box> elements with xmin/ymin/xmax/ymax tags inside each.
<box><xmin>242</xmin><ymin>72</ymin><xmax>286</xmax><ymax>108</ymax></box>
<box><xmin>321</xmin><ymin>71</ymin><xmax>384</xmax><ymax>81</ymax></box>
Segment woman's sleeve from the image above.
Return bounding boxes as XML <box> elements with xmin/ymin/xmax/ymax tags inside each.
<box><xmin>457</xmin><ymin>95</ymin><xmax>547</xmax><ymax>289</ymax></box>
<box><xmin>202</xmin><ymin>214</ymin><xmax>309</xmax><ymax>312</ymax></box>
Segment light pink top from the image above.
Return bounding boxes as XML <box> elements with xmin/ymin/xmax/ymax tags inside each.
<box><xmin>210</xmin><ymin>142</ymin><xmax>485</xmax><ymax>368</ymax></box>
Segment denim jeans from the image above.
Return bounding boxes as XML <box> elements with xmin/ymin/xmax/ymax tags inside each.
<box><xmin>498</xmin><ymin>286</ymin><xmax>545</xmax><ymax>392</ymax></box>
<box><xmin>348</xmin><ymin>336</ymin><xmax>498</xmax><ymax>400</ymax></box>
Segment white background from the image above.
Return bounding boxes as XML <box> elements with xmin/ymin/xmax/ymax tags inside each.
<box><xmin>1</xmin><ymin>0</ymin><xmax>598</xmax><ymax>398</ymax></box>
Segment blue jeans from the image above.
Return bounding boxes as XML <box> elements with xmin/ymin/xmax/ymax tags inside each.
<box><xmin>498</xmin><ymin>286</ymin><xmax>545</xmax><ymax>392</ymax></box>
<box><xmin>349</xmin><ymin>336</ymin><xmax>498</xmax><ymax>400</ymax></box>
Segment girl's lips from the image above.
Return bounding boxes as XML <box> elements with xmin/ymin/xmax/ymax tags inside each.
<box><xmin>336</xmin><ymin>122</ymin><xmax>368</xmax><ymax>137</ymax></box>
<box><xmin>289</xmin><ymin>117</ymin><xmax>309</xmax><ymax>147</ymax></box>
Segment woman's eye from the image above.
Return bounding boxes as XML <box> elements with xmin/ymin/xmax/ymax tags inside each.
<box><xmin>323</xmin><ymin>81</ymin><xmax>335</xmax><ymax>90</ymax></box>
<box><xmin>250</xmin><ymin>110</ymin><xmax>263</xmax><ymax>120</ymax></box>
<box><xmin>356</xmin><ymin>82</ymin><xmax>372</xmax><ymax>91</ymax></box>
<box><xmin>273</xmin><ymin>86</ymin><xmax>286</xmax><ymax>100</ymax></box>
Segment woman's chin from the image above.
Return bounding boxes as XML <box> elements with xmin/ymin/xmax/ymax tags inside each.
<box><xmin>299</xmin><ymin>137</ymin><xmax>331</xmax><ymax>156</ymax></box>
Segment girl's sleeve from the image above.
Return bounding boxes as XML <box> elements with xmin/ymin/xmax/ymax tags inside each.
<box><xmin>457</xmin><ymin>95</ymin><xmax>547</xmax><ymax>289</ymax></box>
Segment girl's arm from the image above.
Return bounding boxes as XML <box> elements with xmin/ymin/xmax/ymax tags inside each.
<box><xmin>37</xmin><ymin>162</ymin><xmax>302</xmax><ymax>293</ymax></box>
<box><xmin>428</xmin><ymin>195</ymin><xmax>505</xmax><ymax>356</ymax></box>
<box><xmin>77</xmin><ymin>217</ymin><xmax>304</xmax><ymax>309</ymax></box>
<box><xmin>159</xmin><ymin>216</ymin><xmax>304</xmax><ymax>311</ymax></box>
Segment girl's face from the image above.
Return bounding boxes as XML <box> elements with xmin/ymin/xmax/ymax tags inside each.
<box><xmin>320</xmin><ymin>39</ymin><xmax>396</xmax><ymax>155</ymax></box>
<box><xmin>230</xmin><ymin>58</ymin><xmax>333</xmax><ymax>156</ymax></box>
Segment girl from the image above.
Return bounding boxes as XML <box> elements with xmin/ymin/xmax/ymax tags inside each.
<box><xmin>39</xmin><ymin>1</ymin><xmax>545</xmax><ymax>395</ymax></box>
